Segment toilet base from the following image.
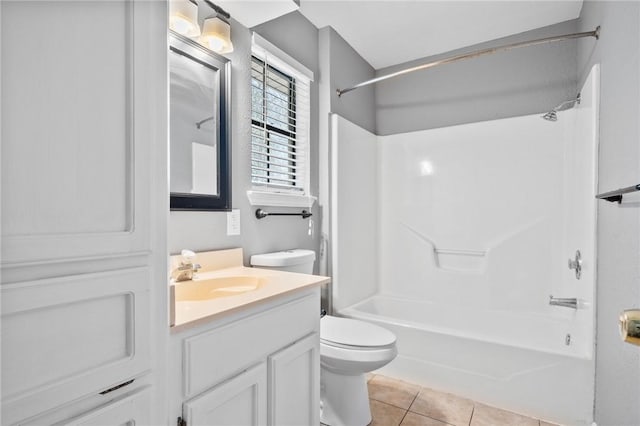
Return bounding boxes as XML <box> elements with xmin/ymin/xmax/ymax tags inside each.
<box><xmin>320</xmin><ymin>369</ymin><xmax>371</xmax><ymax>426</ymax></box>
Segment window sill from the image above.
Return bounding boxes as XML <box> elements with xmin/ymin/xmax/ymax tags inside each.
<box><xmin>246</xmin><ymin>190</ymin><xmax>317</xmax><ymax>208</ymax></box>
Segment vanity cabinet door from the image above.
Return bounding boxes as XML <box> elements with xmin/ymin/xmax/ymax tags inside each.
<box><xmin>268</xmin><ymin>333</ymin><xmax>320</xmax><ymax>426</ymax></box>
<box><xmin>183</xmin><ymin>363</ymin><xmax>268</xmax><ymax>426</ymax></box>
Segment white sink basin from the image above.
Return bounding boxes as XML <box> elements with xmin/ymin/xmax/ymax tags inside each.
<box><xmin>175</xmin><ymin>276</ymin><xmax>266</xmax><ymax>301</ymax></box>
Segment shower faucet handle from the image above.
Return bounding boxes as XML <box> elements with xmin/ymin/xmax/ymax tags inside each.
<box><xmin>567</xmin><ymin>250</ymin><xmax>582</xmax><ymax>280</ymax></box>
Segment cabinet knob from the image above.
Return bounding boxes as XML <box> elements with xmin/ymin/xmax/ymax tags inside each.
<box><xmin>619</xmin><ymin>309</ymin><xmax>640</xmax><ymax>346</ymax></box>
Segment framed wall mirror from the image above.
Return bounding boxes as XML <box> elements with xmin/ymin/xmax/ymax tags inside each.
<box><xmin>169</xmin><ymin>32</ymin><xmax>231</xmax><ymax>211</ymax></box>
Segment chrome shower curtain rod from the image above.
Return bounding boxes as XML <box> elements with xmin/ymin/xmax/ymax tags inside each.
<box><xmin>337</xmin><ymin>26</ymin><xmax>600</xmax><ymax>97</ymax></box>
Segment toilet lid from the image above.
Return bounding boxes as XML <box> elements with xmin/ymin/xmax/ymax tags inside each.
<box><xmin>321</xmin><ymin>316</ymin><xmax>396</xmax><ymax>348</ymax></box>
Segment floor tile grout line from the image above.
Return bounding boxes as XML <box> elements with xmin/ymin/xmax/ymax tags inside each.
<box><xmin>409</xmin><ymin>412</ymin><xmax>458</xmax><ymax>426</ymax></box>
<box><xmin>400</xmin><ymin>388</ymin><xmax>420</xmax><ymax>425</ymax></box>
<box><xmin>368</xmin><ymin>379</ymin><xmax>421</xmax><ymax>411</ymax></box>
<box><xmin>407</xmin><ymin>390</ymin><xmax>419</xmax><ymax>413</ymax></box>
<box><xmin>397</xmin><ymin>407</ymin><xmax>409</xmax><ymax>426</ymax></box>
<box><xmin>369</xmin><ymin>398</ymin><xmax>408</xmax><ymax>426</ymax></box>
<box><xmin>404</xmin><ymin>390</ymin><xmax>457</xmax><ymax>426</ymax></box>
<box><xmin>369</xmin><ymin>396</ymin><xmax>415</xmax><ymax>412</ymax></box>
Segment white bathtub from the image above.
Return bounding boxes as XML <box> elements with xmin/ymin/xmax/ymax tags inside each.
<box><xmin>341</xmin><ymin>295</ymin><xmax>595</xmax><ymax>426</ymax></box>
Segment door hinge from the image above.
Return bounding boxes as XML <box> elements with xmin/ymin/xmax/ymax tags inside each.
<box><xmin>177</xmin><ymin>416</ymin><xmax>187</xmax><ymax>426</ymax></box>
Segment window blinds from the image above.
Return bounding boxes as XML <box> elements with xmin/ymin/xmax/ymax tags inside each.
<box><xmin>251</xmin><ymin>35</ymin><xmax>311</xmax><ymax>194</ymax></box>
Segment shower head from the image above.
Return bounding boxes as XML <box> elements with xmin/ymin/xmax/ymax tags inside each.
<box><xmin>542</xmin><ymin>94</ymin><xmax>581</xmax><ymax>122</ymax></box>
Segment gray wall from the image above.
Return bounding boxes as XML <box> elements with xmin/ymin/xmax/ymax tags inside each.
<box><xmin>375</xmin><ymin>20</ymin><xmax>580</xmax><ymax>135</ymax></box>
<box><xmin>578</xmin><ymin>2</ymin><xmax>640</xmax><ymax>425</ymax></box>
<box><xmin>169</xmin><ymin>12</ymin><xmax>321</xmax><ymax>269</ymax></box>
<box><xmin>324</xmin><ymin>27</ymin><xmax>376</xmax><ymax>134</ymax></box>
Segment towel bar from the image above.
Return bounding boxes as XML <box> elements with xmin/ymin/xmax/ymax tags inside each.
<box><xmin>596</xmin><ymin>184</ymin><xmax>640</xmax><ymax>203</ymax></box>
<box><xmin>255</xmin><ymin>208</ymin><xmax>312</xmax><ymax>219</ymax></box>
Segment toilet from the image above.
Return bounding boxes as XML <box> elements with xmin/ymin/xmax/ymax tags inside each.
<box><xmin>250</xmin><ymin>249</ymin><xmax>398</xmax><ymax>426</ymax></box>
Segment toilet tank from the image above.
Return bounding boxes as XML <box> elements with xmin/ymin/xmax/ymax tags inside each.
<box><xmin>250</xmin><ymin>249</ymin><xmax>316</xmax><ymax>274</ymax></box>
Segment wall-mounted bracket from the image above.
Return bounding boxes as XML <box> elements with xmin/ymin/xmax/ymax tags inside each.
<box><xmin>596</xmin><ymin>184</ymin><xmax>640</xmax><ymax>203</ymax></box>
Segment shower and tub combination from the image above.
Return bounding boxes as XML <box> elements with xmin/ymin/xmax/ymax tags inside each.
<box><xmin>328</xmin><ymin>66</ymin><xmax>599</xmax><ymax>426</ymax></box>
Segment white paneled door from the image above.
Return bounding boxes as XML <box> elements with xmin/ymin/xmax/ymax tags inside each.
<box><xmin>1</xmin><ymin>0</ymin><xmax>167</xmax><ymax>424</ymax></box>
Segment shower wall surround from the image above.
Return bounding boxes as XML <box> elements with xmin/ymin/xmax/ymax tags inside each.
<box><xmin>330</xmin><ymin>65</ymin><xmax>599</xmax><ymax>425</ymax></box>
<box><xmin>329</xmin><ymin>116</ymin><xmax>378</xmax><ymax>311</ymax></box>
<box><xmin>378</xmin><ymin>102</ymin><xmax>596</xmax><ymax>328</ymax></box>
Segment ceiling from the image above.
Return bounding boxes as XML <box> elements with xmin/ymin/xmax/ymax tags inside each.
<box><xmin>299</xmin><ymin>1</ymin><xmax>583</xmax><ymax>70</ymax></box>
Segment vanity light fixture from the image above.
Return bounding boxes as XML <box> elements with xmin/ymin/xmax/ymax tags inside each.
<box><xmin>200</xmin><ymin>15</ymin><xmax>234</xmax><ymax>54</ymax></box>
<box><xmin>169</xmin><ymin>0</ymin><xmax>201</xmax><ymax>37</ymax></box>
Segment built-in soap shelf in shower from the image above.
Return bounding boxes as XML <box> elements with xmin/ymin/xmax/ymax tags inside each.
<box><xmin>402</xmin><ymin>223</ymin><xmax>488</xmax><ymax>273</ymax></box>
<box><xmin>434</xmin><ymin>248</ymin><xmax>487</xmax><ymax>273</ymax></box>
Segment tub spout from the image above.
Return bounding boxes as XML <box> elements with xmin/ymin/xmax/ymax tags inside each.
<box><xmin>549</xmin><ymin>295</ymin><xmax>578</xmax><ymax>309</ymax></box>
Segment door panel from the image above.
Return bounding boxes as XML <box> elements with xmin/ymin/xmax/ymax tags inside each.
<box><xmin>268</xmin><ymin>333</ymin><xmax>320</xmax><ymax>426</ymax></box>
<box><xmin>184</xmin><ymin>363</ymin><xmax>267</xmax><ymax>426</ymax></box>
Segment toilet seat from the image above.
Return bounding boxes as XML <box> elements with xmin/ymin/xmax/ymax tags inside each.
<box><xmin>321</xmin><ymin>339</ymin><xmax>395</xmax><ymax>351</ymax></box>
<box><xmin>321</xmin><ymin>315</ymin><xmax>396</xmax><ymax>348</ymax></box>
<box><xmin>320</xmin><ymin>315</ymin><xmax>398</xmax><ymax>376</ymax></box>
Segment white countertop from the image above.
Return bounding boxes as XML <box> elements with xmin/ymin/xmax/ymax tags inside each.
<box><xmin>171</xmin><ymin>264</ymin><xmax>329</xmax><ymax>332</ymax></box>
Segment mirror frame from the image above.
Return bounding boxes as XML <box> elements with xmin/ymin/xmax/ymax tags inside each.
<box><xmin>169</xmin><ymin>31</ymin><xmax>232</xmax><ymax>211</ymax></box>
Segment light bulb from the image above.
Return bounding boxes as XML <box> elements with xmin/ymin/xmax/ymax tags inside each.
<box><xmin>170</xmin><ymin>16</ymin><xmax>196</xmax><ymax>36</ymax></box>
<box><xmin>204</xmin><ymin>35</ymin><xmax>225</xmax><ymax>52</ymax></box>
<box><xmin>199</xmin><ymin>16</ymin><xmax>234</xmax><ymax>54</ymax></box>
<box><xmin>169</xmin><ymin>0</ymin><xmax>201</xmax><ymax>37</ymax></box>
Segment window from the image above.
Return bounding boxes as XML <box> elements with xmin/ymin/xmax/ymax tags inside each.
<box><xmin>250</xmin><ymin>34</ymin><xmax>312</xmax><ymax>200</ymax></box>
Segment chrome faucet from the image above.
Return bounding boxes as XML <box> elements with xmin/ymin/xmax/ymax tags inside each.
<box><xmin>171</xmin><ymin>262</ymin><xmax>201</xmax><ymax>282</ymax></box>
<box><xmin>171</xmin><ymin>250</ymin><xmax>201</xmax><ymax>282</ymax></box>
<box><xmin>549</xmin><ymin>295</ymin><xmax>578</xmax><ymax>309</ymax></box>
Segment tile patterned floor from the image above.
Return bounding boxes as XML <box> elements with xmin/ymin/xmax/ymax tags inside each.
<box><xmin>364</xmin><ymin>374</ymin><xmax>561</xmax><ymax>426</ymax></box>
